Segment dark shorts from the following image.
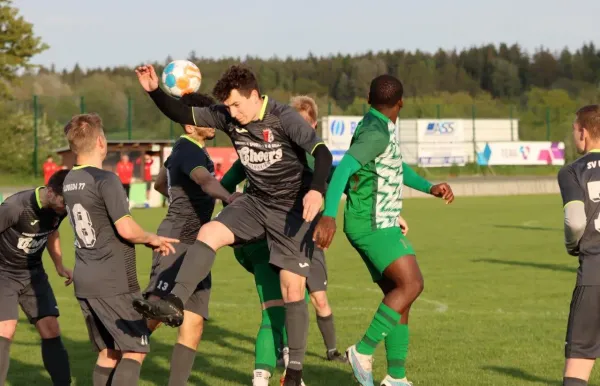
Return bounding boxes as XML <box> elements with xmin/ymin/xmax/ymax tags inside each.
<box><xmin>146</xmin><ymin>181</ymin><xmax>152</xmax><ymax>191</ymax></box>
<box><xmin>214</xmin><ymin>194</ymin><xmax>322</xmax><ymax>278</ymax></box>
<box><xmin>78</xmin><ymin>293</ymin><xmax>151</xmax><ymax>353</ymax></box>
<box><xmin>122</xmin><ymin>184</ymin><xmax>131</xmax><ymax>198</ymax></box>
<box><xmin>0</xmin><ymin>269</ymin><xmax>59</xmax><ymax>324</ymax></box>
<box><xmin>565</xmin><ymin>285</ymin><xmax>600</xmax><ymax>358</ymax></box>
<box><xmin>306</xmin><ymin>250</ymin><xmax>328</xmax><ymax>293</ymax></box>
<box><xmin>143</xmin><ymin>243</ymin><xmax>211</xmax><ymax>319</ymax></box>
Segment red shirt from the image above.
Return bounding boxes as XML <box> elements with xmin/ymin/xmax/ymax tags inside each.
<box><xmin>43</xmin><ymin>161</ymin><xmax>60</xmax><ymax>184</ymax></box>
<box><xmin>136</xmin><ymin>157</ymin><xmax>154</xmax><ymax>181</ymax></box>
<box><xmin>116</xmin><ymin>161</ymin><xmax>134</xmax><ymax>184</ymax></box>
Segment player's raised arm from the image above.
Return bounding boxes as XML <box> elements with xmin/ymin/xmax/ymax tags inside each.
<box><xmin>558</xmin><ymin>165</ymin><xmax>586</xmax><ymax>256</ymax></box>
<box><xmin>135</xmin><ymin>64</ymin><xmax>228</xmax><ymax>130</ymax></box>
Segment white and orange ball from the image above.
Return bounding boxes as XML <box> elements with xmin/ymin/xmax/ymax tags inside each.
<box><xmin>161</xmin><ymin>60</ymin><xmax>202</xmax><ymax>97</ymax></box>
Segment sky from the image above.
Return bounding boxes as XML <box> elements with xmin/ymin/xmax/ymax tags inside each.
<box><xmin>16</xmin><ymin>0</ymin><xmax>600</xmax><ymax>70</ymax></box>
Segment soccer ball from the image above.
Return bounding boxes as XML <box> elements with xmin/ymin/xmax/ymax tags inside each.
<box><xmin>161</xmin><ymin>60</ymin><xmax>202</xmax><ymax>97</ymax></box>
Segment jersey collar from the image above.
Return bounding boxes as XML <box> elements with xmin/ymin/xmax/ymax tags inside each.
<box><xmin>34</xmin><ymin>186</ymin><xmax>44</xmax><ymax>209</ymax></box>
<box><xmin>258</xmin><ymin>95</ymin><xmax>269</xmax><ymax>121</ymax></box>
<box><xmin>73</xmin><ymin>164</ymin><xmax>93</xmax><ymax>170</ymax></box>
<box><xmin>181</xmin><ymin>135</ymin><xmax>204</xmax><ymax>148</ymax></box>
<box><xmin>368</xmin><ymin>107</ymin><xmax>392</xmax><ymax>124</ymax></box>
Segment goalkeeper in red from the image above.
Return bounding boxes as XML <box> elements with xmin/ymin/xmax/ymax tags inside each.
<box><xmin>313</xmin><ymin>74</ymin><xmax>454</xmax><ymax>386</ymax></box>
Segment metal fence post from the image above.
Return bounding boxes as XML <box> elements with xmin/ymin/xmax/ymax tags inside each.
<box><xmin>33</xmin><ymin>95</ymin><xmax>39</xmax><ymax>177</ymax></box>
<box><xmin>127</xmin><ymin>96</ymin><xmax>133</xmax><ymax>140</ymax></box>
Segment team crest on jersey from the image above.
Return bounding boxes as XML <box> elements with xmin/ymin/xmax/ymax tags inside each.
<box><xmin>262</xmin><ymin>128</ymin><xmax>274</xmax><ymax>143</ymax></box>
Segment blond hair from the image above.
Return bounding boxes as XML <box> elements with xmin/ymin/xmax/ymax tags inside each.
<box><xmin>64</xmin><ymin>113</ymin><xmax>105</xmax><ymax>155</ymax></box>
<box><xmin>290</xmin><ymin>95</ymin><xmax>318</xmax><ymax>125</ymax></box>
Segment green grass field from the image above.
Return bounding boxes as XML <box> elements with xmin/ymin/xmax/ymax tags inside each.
<box><xmin>5</xmin><ymin>194</ymin><xmax>594</xmax><ymax>386</ymax></box>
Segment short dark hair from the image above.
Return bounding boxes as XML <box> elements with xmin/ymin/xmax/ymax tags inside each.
<box><xmin>180</xmin><ymin>92</ymin><xmax>216</xmax><ymax>108</ymax></box>
<box><xmin>576</xmin><ymin>105</ymin><xmax>600</xmax><ymax>139</ymax></box>
<box><xmin>212</xmin><ymin>65</ymin><xmax>260</xmax><ymax>102</ymax></box>
<box><xmin>47</xmin><ymin>169</ymin><xmax>69</xmax><ymax>195</ymax></box>
<box><xmin>368</xmin><ymin>75</ymin><xmax>404</xmax><ymax>108</ymax></box>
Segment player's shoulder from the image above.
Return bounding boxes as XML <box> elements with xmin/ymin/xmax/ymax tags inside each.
<box><xmin>2</xmin><ymin>189</ymin><xmax>34</xmax><ymax>210</ymax></box>
<box><xmin>267</xmin><ymin>98</ymin><xmax>299</xmax><ymax>121</ymax></box>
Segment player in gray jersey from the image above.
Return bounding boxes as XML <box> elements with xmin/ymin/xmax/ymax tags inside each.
<box><xmin>558</xmin><ymin>105</ymin><xmax>600</xmax><ymax>386</ymax></box>
<box><xmin>0</xmin><ymin>169</ymin><xmax>72</xmax><ymax>385</ymax></box>
<box><xmin>62</xmin><ymin>113</ymin><xmax>178</xmax><ymax>386</ymax></box>
<box><xmin>143</xmin><ymin>92</ymin><xmax>242</xmax><ymax>386</ymax></box>
<box><xmin>134</xmin><ymin>64</ymin><xmax>332</xmax><ymax>386</ymax></box>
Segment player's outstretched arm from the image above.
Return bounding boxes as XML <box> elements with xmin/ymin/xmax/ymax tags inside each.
<box><xmin>154</xmin><ymin>166</ymin><xmax>169</xmax><ymax>197</ymax></box>
<box><xmin>558</xmin><ymin>166</ymin><xmax>586</xmax><ymax>256</ymax></box>
<box><xmin>46</xmin><ymin>231</ymin><xmax>73</xmax><ymax>286</ymax></box>
<box><xmin>220</xmin><ymin>160</ymin><xmax>246</xmax><ymax>194</ymax></box>
<box><xmin>402</xmin><ymin>162</ymin><xmax>454</xmax><ymax>204</ymax></box>
<box><xmin>115</xmin><ymin>217</ymin><xmax>178</xmax><ymax>255</ymax></box>
<box><xmin>190</xmin><ymin>167</ymin><xmax>240</xmax><ymax>204</ymax></box>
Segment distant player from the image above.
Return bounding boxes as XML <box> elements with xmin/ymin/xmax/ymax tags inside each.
<box><xmin>116</xmin><ymin>154</ymin><xmax>134</xmax><ymax>198</ymax></box>
<box><xmin>43</xmin><ymin>155</ymin><xmax>60</xmax><ymax>185</ymax></box>
<box><xmin>0</xmin><ymin>169</ymin><xmax>72</xmax><ymax>386</ymax></box>
<box><xmin>62</xmin><ymin>113</ymin><xmax>178</xmax><ymax>386</ymax></box>
<box><xmin>133</xmin><ymin>64</ymin><xmax>332</xmax><ymax>386</ymax></box>
<box><xmin>557</xmin><ymin>104</ymin><xmax>600</xmax><ymax>386</ymax></box>
<box><xmin>314</xmin><ymin>75</ymin><xmax>454</xmax><ymax>386</ymax></box>
<box><xmin>144</xmin><ymin>92</ymin><xmax>241</xmax><ymax>386</ymax></box>
<box><xmin>136</xmin><ymin>152</ymin><xmax>154</xmax><ymax>207</ymax></box>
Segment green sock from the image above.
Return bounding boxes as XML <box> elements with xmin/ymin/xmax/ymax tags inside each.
<box><xmin>385</xmin><ymin>323</ymin><xmax>409</xmax><ymax>379</ymax></box>
<box><xmin>255</xmin><ymin>306</ymin><xmax>285</xmax><ymax>372</ymax></box>
<box><xmin>356</xmin><ymin>302</ymin><xmax>401</xmax><ymax>355</ymax></box>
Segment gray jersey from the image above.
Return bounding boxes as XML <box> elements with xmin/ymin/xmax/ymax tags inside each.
<box><xmin>558</xmin><ymin>152</ymin><xmax>600</xmax><ymax>285</ymax></box>
<box><xmin>63</xmin><ymin>166</ymin><xmax>138</xmax><ymax>298</ymax></box>
<box><xmin>191</xmin><ymin>96</ymin><xmax>323</xmax><ymax>205</ymax></box>
<box><xmin>0</xmin><ymin>188</ymin><xmax>64</xmax><ymax>277</ymax></box>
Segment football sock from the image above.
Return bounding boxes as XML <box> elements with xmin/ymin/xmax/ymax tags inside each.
<box><xmin>111</xmin><ymin>358</ymin><xmax>141</xmax><ymax>386</ymax></box>
<box><xmin>285</xmin><ymin>300</ymin><xmax>309</xmax><ymax>371</ymax></box>
<box><xmin>41</xmin><ymin>337</ymin><xmax>71</xmax><ymax>385</ymax></box>
<box><xmin>316</xmin><ymin>313</ymin><xmax>337</xmax><ymax>352</ymax></box>
<box><xmin>356</xmin><ymin>302</ymin><xmax>401</xmax><ymax>356</ymax></box>
<box><xmin>255</xmin><ymin>307</ymin><xmax>285</xmax><ymax>372</ymax></box>
<box><xmin>385</xmin><ymin>323</ymin><xmax>409</xmax><ymax>379</ymax></box>
<box><xmin>168</xmin><ymin>343</ymin><xmax>196</xmax><ymax>386</ymax></box>
<box><xmin>0</xmin><ymin>337</ymin><xmax>11</xmax><ymax>385</ymax></box>
<box><xmin>563</xmin><ymin>377</ymin><xmax>588</xmax><ymax>386</ymax></box>
<box><xmin>92</xmin><ymin>365</ymin><xmax>115</xmax><ymax>386</ymax></box>
<box><xmin>172</xmin><ymin>241</ymin><xmax>215</xmax><ymax>303</ymax></box>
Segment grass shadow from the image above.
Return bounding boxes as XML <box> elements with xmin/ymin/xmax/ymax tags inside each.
<box><xmin>473</xmin><ymin>258</ymin><xmax>576</xmax><ymax>274</ymax></box>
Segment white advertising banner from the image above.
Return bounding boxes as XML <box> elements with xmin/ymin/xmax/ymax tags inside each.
<box><xmin>475</xmin><ymin>141</ymin><xmax>565</xmax><ymax>165</ymax></box>
<box><xmin>416</xmin><ymin>120</ymin><xmax>467</xmax><ymax>166</ymax></box>
<box><xmin>323</xmin><ymin>116</ymin><xmax>363</xmax><ymax>165</ymax></box>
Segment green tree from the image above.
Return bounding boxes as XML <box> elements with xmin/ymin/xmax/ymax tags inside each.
<box><xmin>0</xmin><ymin>0</ymin><xmax>48</xmax><ymax>97</ymax></box>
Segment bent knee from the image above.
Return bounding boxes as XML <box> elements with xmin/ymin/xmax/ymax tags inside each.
<box><xmin>310</xmin><ymin>292</ymin><xmax>330</xmax><ymax>313</ymax></box>
<box><xmin>197</xmin><ymin>221</ymin><xmax>234</xmax><ymax>250</ymax></box>
<box><xmin>0</xmin><ymin>320</ymin><xmax>18</xmax><ymax>340</ymax></box>
<box><xmin>36</xmin><ymin>316</ymin><xmax>61</xmax><ymax>339</ymax></box>
<box><xmin>408</xmin><ymin>277</ymin><xmax>424</xmax><ymax>299</ymax></box>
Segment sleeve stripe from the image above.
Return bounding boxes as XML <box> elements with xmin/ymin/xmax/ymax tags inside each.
<box><xmin>189</xmin><ymin>165</ymin><xmax>207</xmax><ymax>177</ymax></box>
<box><xmin>114</xmin><ymin>214</ymin><xmax>132</xmax><ymax>225</ymax></box>
<box><xmin>564</xmin><ymin>200</ymin><xmax>584</xmax><ymax>209</ymax></box>
<box><xmin>310</xmin><ymin>142</ymin><xmax>325</xmax><ymax>155</ymax></box>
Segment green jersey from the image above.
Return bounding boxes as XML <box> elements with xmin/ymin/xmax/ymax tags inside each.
<box><xmin>343</xmin><ymin>108</ymin><xmax>403</xmax><ymax>234</ymax></box>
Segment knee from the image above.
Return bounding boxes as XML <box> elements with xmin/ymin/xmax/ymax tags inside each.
<box><xmin>0</xmin><ymin>320</ymin><xmax>18</xmax><ymax>340</ymax></box>
<box><xmin>408</xmin><ymin>277</ymin><xmax>424</xmax><ymax>300</ymax></box>
<box><xmin>310</xmin><ymin>292</ymin><xmax>330</xmax><ymax>315</ymax></box>
<box><xmin>36</xmin><ymin>317</ymin><xmax>61</xmax><ymax>339</ymax></box>
<box><xmin>178</xmin><ymin>313</ymin><xmax>204</xmax><ymax>349</ymax></box>
<box><xmin>197</xmin><ymin>221</ymin><xmax>234</xmax><ymax>250</ymax></box>
<box><xmin>97</xmin><ymin>349</ymin><xmax>121</xmax><ymax>368</ymax></box>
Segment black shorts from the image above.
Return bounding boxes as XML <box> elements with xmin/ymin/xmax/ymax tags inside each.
<box><xmin>0</xmin><ymin>269</ymin><xmax>59</xmax><ymax>324</ymax></box>
<box><xmin>214</xmin><ymin>194</ymin><xmax>322</xmax><ymax>278</ymax></box>
<box><xmin>78</xmin><ymin>293</ymin><xmax>151</xmax><ymax>353</ymax></box>
<box><xmin>565</xmin><ymin>285</ymin><xmax>600</xmax><ymax>358</ymax></box>
<box><xmin>122</xmin><ymin>184</ymin><xmax>131</xmax><ymax>198</ymax></box>
<box><xmin>146</xmin><ymin>181</ymin><xmax>152</xmax><ymax>191</ymax></box>
<box><xmin>306</xmin><ymin>250</ymin><xmax>328</xmax><ymax>293</ymax></box>
<box><xmin>143</xmin><ymin>243</ymin><xmax>211</xmax><ymax>319</ymax></box>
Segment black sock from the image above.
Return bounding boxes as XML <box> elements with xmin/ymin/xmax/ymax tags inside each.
<box><xmin>172</xmin><ymin>241</ymin><xmax>216</xmax><ymax>303</ymax></box>
<box><xmin>93</xmin><ymin>365</ymin><xmax>115</xmax><ymax>386</ymax></box>
<box><xmin>563</xmin><ymin>377</ymin><xmax>588</xmax><ymax>386</ymax></box>
<box><xmin>285</xmin><ymin>300</ymin><xmax>309</xmax><ymax>371</ymax></box>
<box><xmin>111</xmin><ymin>358</ymin><xmax>142</xmax><ymax>386</ymax></box>
<box><xmin>41</xmin><ymin>337</ymin><xmax>71</xmax><ymax>385</ymax></box>
<box><xmin>316</xmin><ymin>313</ymin><xmax>337</xmax><ymax>352</ymax></box>
<box><xmin>168</xmin><ymin>343</ymin><xmax>197</xmax><ymax>386</ymax></box>
<box><xmin>0</xmin><ymin>337</ymin><xmax>11</xmax><ymax>385</ymax></box>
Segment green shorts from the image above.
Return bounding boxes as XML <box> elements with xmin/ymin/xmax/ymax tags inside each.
<box><xmin>234</xmin><ymin>240</ymin><xmax>270</xmax><ymax>274</ymax></box>
<box><xmin>346</xmin><ymin>227</ymin><xmax>416</xmax><ymax>282</ymax></box>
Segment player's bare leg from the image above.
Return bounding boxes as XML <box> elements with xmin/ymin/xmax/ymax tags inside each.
<box><xmin>563</xmin><ymin>359</ymin><xmax>595</xmax><ymax>385</ymax></box>
<box><xmin>133</xmin><ymin>221</ymin><xmax>234</xmax><ymax>327</ymax></box>
<box><xmin>0</xmin><ymin>320</ymin><xmax>17</xmax><ymax>384</ymax></box>
<box><xmin>35</xmin><ymin>316</ymin><xmax>71</xmax><ymax>385</ymax></box>
<box><xmin>280</xmin><ymin>269</ymin><xmax>308</xmax><ymax>386</ymax></box>
<box><xmin>94</xmin><ymin>349</ymin><xmax>121</xmax><ymax>386</ymax></box>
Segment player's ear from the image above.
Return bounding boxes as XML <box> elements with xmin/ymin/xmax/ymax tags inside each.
<box><xmin>184</xmin><ymin>124</ymin><xmax>194</xmax><ymax>134</ymax></box>
<box><xmin>398</xmin><ymin>99</ymin><xmax>404</xmax><ymax>109</ymax></box>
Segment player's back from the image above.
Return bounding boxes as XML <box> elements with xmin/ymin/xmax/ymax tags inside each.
<box><xmin>63</xmin><ymin>166</ymin><xmax>138</xmax><ymax>298</ymax></box>
<box><xmin>344</xmin><ymin>108</ymin><xmax>403</xmax><ymax>233</ymax></box>
<box><xmin>160</xmin><ymin>136</ymin><xmax>216</xmax><ymax>244</ymax></box>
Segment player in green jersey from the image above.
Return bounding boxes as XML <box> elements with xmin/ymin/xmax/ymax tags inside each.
<box><xmin>313</xmin><ymin>75</ymin><xmax>454</xmax><ymax>386</ymax></box>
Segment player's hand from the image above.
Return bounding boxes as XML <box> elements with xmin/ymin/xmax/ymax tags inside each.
<box><xmin>226</xmin><ymin>192</ymin><xmax>243</xmax><ymax>204</ymax></box>
<box><xmin>313</xmin><ymin>216</ymin><xmax>336</xmax><ymax>250</ymax></box>
<box><xmin>56</xmin><ymin>265</ymin><xmax>73</xmax><ymax>286</ymax></box>
<box><xmin>430</xmin><ymin>183</ymin><xmax>454</xmax><ymax>204</ymax></box>
<box><xmin>303</xmin><ymin>190</ymin><xmax>323</xmax><ymax>222</ymax></box>
<box><xmin>398</xmin><ymin>215</ymin><xmax>409</xmax><ymax>235</ymax></box>
<box><xmin>135</xmin><ymin>65</ymin><xmax>159</xmax><ymax>92</ymax></box>
<box><xmin>146</xmin><ymin>235</ymin><xmax>179</xmax><ymax>256</ymax></box>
